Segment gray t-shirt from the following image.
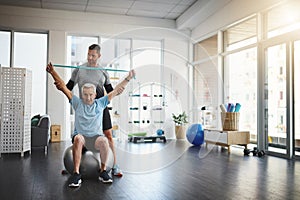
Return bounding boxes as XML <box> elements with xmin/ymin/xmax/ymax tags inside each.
<box><xmin>70</xmin><ymin>63</ymin><xmax>111</xmax><ymax>98</ymax></box>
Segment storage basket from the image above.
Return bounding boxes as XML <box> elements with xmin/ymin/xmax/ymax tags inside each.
<box><xmin>221</xmin><ymin>112</ymin><xmax>240</xmax><ymax>131</ymax></box>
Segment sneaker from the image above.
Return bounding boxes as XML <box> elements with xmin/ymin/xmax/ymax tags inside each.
<box><xmin>112</xmin><ymin>164</ymin><xmax>123</xmax><ymax>177</ymax></box>
<box><xmin>99</xmin><ymin>170</ymin><xmax>113</xmax><ymax>183</ymax></box>
<box><xmin>68</xmin><ymin>172</ymin><xmax>82</xmax><ymax>187</ymax></box>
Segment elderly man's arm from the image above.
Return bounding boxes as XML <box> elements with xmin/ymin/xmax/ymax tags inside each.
<box><xmin>107</xmin><ymin>69</ymin><xmax>135</xmax><ymax>101</ymax></box>
<box><xmin>46</xmin><ymin>62</ymin><xmax>73</xmax><ymax>101</ymax></box>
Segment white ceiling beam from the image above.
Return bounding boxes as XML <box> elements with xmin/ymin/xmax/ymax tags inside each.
<box><xmin>176</xmin><ymin>0</ymin><xmax>232</xmax><ymax>31</ymax></box>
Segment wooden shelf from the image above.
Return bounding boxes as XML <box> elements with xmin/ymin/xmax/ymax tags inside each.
<box><xmin>204</xmin><ymin>129</ymin><xmax>250</xmax><ymax>154</ymax></box>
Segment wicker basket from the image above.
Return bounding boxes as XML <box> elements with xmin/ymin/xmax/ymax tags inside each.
<box><xmin>221</xmin><ymin>112</ymin><xmax>240</xmax><ymax>131</ymax></box>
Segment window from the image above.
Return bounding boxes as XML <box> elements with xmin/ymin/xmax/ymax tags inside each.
<box><xmin>100</xmin><ymin>38</ymin><xmax>131</xmax><ymax>78</ymax></box>
<box><xmin>194</xmin><ymin>35</ymin><xmax>217</xmax><ymax>60</ymax></box>
<box><xmin>0</xmin><ymin>31</ymin><xmax>48</xmax><ymax>116</ymax></box>
<box><xmin>100</xmin><ymin>37</ymin><xmax>115</xmax><ymax>67</ymax></box>
<box><xmin>132</xmin><ymin>39</ymin><xmax>161</xmax><ymax>67</ymax></box>
<box><xmin>193</xmin><ymin>35</ymin><xmax>218</xmax><ymax>128</ymax></box>
<box><xmin>194</xmin><ymin>1</ymin><xmax>300</xmax><ymax>157</ymax></box>
<box><xmin>294</xmin><ymin>40</ymin><xmax>300</xmax><ymax>155</ymax></box>
<box><xmin>66</xmin><ymin>35</ymin><xmax>99</xmax><ymax>98</ymax></box>
<box><xmin>67</xmin><ymin>36</ymin><xmax>99</xmax><ymax>66</ymax></box>
<box><xmin>0</xmin><ymin>31</ymin><xmax>11</xmax><ymax>67</ymax></box>
<box><xmin>224</xmin><ymin>17</ymin><xmax>257</xmax><ymax>51</ymax></box>
<box><xmin>224</xmin><ymin>48</ymin><xmax>257</xmax><ymax>140</ymax></box>
<box><xmin>267</xmin><ymin>1</ymin><xmax>300</xmax><ymax>38</ymax></box>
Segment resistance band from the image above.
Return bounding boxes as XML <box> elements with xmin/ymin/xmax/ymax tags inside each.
<box><xmin>53</xmin><ymin>64</ymin><xmax>129</xmax><ymax>72</ymax></box>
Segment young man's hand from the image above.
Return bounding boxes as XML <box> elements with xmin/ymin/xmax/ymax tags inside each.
<box><xmin>115</xmin><ymin>86</ymin><xmax>125</xmax><ymax>95</ymax></box>
<box><xmin>54</xmin><ymin>81</ymin><xmax>64</xmax><ymax>91</ymax></box>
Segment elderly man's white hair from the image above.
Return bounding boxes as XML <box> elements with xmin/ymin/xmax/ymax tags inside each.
<box><xmin>81</xmin><ymin>83</ymin><xmax>96</xmax><ymax>94</ymax></box>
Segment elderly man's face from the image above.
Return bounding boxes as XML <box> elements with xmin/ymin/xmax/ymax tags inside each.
<box><xmin>82</xmin><ymin>87</ymin><xmax>96</xmax><ymax>105</ymax></box>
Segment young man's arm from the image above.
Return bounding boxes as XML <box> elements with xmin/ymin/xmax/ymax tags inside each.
<box><xmin>46</xmin><ymin>62</ymin><xmax>73</xmax><ymax>100</ymax></box>
<box><xmin>107</xmin><ymin>69</ymin><xmax>135</xmax><ymax>101</ymax></box>
<box><xmin>66</xmin><ymin>80</ymin><xmax>75</xmax><ymax>91</ymax></box>
<box><xmin>104</xmin><ymin>84</ymin><xmax>114</xmax><ymax>93</ymax></box>
<box><xmin>66</xmin><ymin>68</ymin><xmax>79</xmax><ymax>91</ymax></box>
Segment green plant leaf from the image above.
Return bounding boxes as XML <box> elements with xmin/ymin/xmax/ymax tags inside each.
<box><xmin>172</xmin><ymin>112</ymin><xmax>188</xmax><ymax>125</ymax></box>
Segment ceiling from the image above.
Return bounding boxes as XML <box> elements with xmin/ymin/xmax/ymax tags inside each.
<box><xmin>0</xmin><ymin>0</ymin><xmax>198</xmax><ymax>20</ymax></box>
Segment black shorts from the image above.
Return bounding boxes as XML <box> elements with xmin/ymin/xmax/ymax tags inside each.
<box><xmin>103</xmin><ymin>107</ymin><xmax>112</xmax><ymax>130</ymax></box>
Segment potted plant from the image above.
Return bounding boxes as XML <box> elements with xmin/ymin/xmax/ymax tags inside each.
<box><xmin>172</xmin><ymin>112</ymin><xmax>188</xmax><ymax>139</ymax></box>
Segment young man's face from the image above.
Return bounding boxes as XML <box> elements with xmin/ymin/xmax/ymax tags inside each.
<box><xmin>87</xmin><ymin>49</ymin><xmax>100</xmax><ymax>67</ymax></box>
<box><xmin>82</xmin><ymin>87</ymin><xmax>96</xmax><ymax>105</ymax></box>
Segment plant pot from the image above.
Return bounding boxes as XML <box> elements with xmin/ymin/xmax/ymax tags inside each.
<box><xmin>175</xmin><ymin>125</ymin><xmax>186</xmax><ymax>139</ymax></box>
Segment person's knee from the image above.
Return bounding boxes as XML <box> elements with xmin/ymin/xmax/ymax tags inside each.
<box><xmin>99</xmin><ymin>137</ymin><xmax>108</xmax><ymax>145</ymax></box>
<box><xmin>95</xmin><ymin>137</ymin><xmax>109</xmax><ymax>150</ymax></box>
<box><xmin>73</xmin><ymin>134</ymin><xmax>84</xmax><ymax>146</ymax></box>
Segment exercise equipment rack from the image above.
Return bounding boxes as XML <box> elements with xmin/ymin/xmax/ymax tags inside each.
<box><xmin>128</xmin><ymin>135</ymin><xmax>166</xmax><ymax>143</ymax></box>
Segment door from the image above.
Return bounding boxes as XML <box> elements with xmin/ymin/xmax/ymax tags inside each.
<box><xmin>264</xmin><ymin>43</ymin><xmax>287</xmax><ymax>155</ymax></box>
<box><xmin>294</xmin><ymin>40</ymin><xmax>300</xmax><ymax>157</ymax></box>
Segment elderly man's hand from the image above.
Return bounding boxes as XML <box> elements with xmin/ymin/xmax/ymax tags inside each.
<box><xmin>46</xmin><ymin>62</ymin><xmax>54</xmax><ymax>74</ymax></box>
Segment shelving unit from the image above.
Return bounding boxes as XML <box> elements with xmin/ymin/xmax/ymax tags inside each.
<box><xmin>106</xmin><ymin>69</ymin><xmax>183</xmax><ymax>139</ymax></box>
<box><xmin>0</xmin><ymin>67</ymin><xmax>32</xmax><ymax>157</ymax></box>
<box><xmin>204</xmin><ymin>129</ymin><xmax>250</xmax><ymax>154</ymax></box>
<box><xmin>128</xmin><ymin>82</ymin><xmax>165</xmax><ymax>135</ymax></box>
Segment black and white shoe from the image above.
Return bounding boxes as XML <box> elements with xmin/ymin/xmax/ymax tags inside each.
<box><xmin>99</xmin><ymin>170</ymin><xmax>113</xmax><ymax>183</ymax></box>
<box><xmin>68</xmin><ymin>172</ymin><xmax>82</xmax><ymax>187</ymax></box>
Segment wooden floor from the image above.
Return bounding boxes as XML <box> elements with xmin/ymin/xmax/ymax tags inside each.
<box><xmin>0</xmin><ymin>139</ymin><xmax>300</xmax><ymax>200</ymax></box>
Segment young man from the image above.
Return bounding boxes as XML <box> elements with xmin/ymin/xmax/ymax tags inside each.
<box><xmin>46</xmin><ymin>62</ymin><xmax>135</xmax><ymax>187</ymax></box>
<box><xmin>66</xmin><ymin>44</ymin><xmax>123</xmax><ymax>176</ymax></box>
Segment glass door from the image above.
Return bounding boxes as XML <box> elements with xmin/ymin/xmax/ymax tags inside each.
<box><xmin>14</xmin><ymin>32</ymin><xmax>48</xmax><ymax>116</ymax></box>
<box><xmin>265</xmin><ymin>43</ymin><xmax>287</xmax><ymax>154</ymax></box>
<box><xmin>294</xmin><ymin>40</ymin><xmax>300</xmax><ymax>156</ymax></box>
<box><xmin>0</xmin><ymin>31</ymin><xmax>11</xmax><ymax>67</ymax></box>
<box><xmin>224</xmin><ymin>48</ymin><xmax>258</xmax><ymax>143</ymax></box>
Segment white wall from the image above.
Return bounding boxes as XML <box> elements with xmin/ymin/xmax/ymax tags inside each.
<box><xmin>47</xmin><ymin>31</ymin><xmax>70</xmax><ymax>141</ymax></box>
<box><xmin>0</xmin><ymin>5</ymin><xmax>191</xmax><ymax>140</ymax></box>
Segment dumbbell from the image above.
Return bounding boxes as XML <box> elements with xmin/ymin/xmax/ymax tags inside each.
<box><xmin>244</xmin><ymin>147</ymin><xmax>258</xmax><ymax>156</ymax></box>
<box><xmin>244</xmin><ymin>147</ymin><xmax>265</xmax><ymax>157</ymax></box>
<box><xmin>257</xmin><ymin>150</ymin><xmax>265</xmax><ymax>157</ymax></box>
<box><xmin>252</xmin><ymin>147</ymin><xmax>265</xmax><ymax>157</ymax></box>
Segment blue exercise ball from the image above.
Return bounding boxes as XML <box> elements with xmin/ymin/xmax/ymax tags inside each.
<box><xmin>186</xmin><ymin>124</ymin><xmax>204</xmax><ymax>146</ymax></box>
<box><xmin>156</xmin><ymin>129</ymin><xmax>164</xmax><ymax>136</ymax></box>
